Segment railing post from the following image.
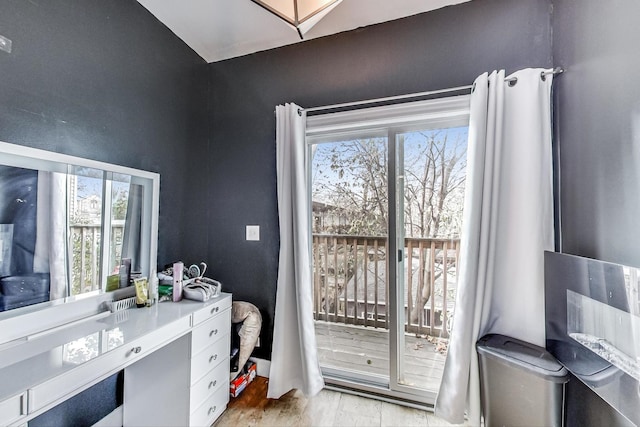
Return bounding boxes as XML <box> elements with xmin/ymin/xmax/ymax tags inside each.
<box><xmin>363</xmin><ymin>238</ymin><xmax>368</xmax><ymax>327</ymax></box>
<box><xmin>373</xmin><ymin>238</ymin><xmax>379</xmax><ymax>327</ymax></box>
<box><xmin>313</xmin><ymin>235</ymin><xmax>320</xmax><ymax>321</ymax></box>
<box><xmin>333</xmin><ymin>236</ymin><xmax>339</xmax><ymax>323</ymax></box>
<box><xmin>429</xmin><ymin>240</ymin><xmax>436</xmax><ymax>336</ymax></box>
<box><xmin>323</xmin><ymin>236</ymin><xmax>330</xmax><ymax>322</ymax></box>
<box><xmin>442</xmin><ymin>240</ymin><xmax>449</xmax><ymax>338</ymax></box>
<box><xmin>352</xmin><ymin>238</ymin><xmax>358</xmax><ymax>325</ymax></box>
<box><xmin>407</xmin><ymin>238</ymin><xmax>414</xmax><ymax>334</ymax></box>
<box><xmin>342</xmin><ymin>236</ymin><xmax>348</xmax><ymax>325</ymax></box>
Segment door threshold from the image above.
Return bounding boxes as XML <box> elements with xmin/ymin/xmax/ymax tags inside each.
<box><xmin>323</xmin><ymin>375</ymin><xmax>435</xmax><ymax>411</ymax></box>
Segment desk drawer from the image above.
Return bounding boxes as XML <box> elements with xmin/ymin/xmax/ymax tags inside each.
<box><xmin>191</xmin><ymin>311</ymin><xmax>230</xmax><ymax>356</ymax></box>
<box><xmin>189</xmin><ymin>357</ymin><xmax>228</xmax><ymax>413</ymax></box>
<box><xmin>0</xmin><ymin>392</ymin><xmax>26</xmax><ymax>427</ymax></box>
<box><xmin>192</xmin><ymin>296</ymin><xmax>232</xmax><ymax>326</ymax></box>
<box><xmin>29</xmin><ymin>315</ymin><xmax>190</xmax><ymax>412</ymax></box>
<box><xmin>190</xmin><ymin>336</ymin><xmax>229</xmax><ymax>385</ymax></box>
<box><xmin>190</xmin><ymin>384</ymin><xmax>228</xmax><ymax>427</ymax></box>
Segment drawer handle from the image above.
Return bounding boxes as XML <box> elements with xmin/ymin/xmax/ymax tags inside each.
<box><xmin>131</xmin><ymin>346</ymin><xmax>142</xmax><ymax>354</ymax></box>
<box><xmin>209</xmin><ymin>329</ymin><xmax>218</xmax><ymax>337</ymax></box>
<box><xmin>208</xmin><ymin>405</ymin><xmax>217</xmax><ymax>415</ymax></box>
<box><xmin>210</xmin><ymin>306</ymin><xmax>219</xmax><ymax>314</ymax></box>
<box><xmin>209</xmin><ymin>354</ymin><xmax>218</xmax><ymax>363</ymax></box>
<box><xmin>208</xmin><ymin>379</ymin><xmax>217</xmax><ymax>389</ymax></box>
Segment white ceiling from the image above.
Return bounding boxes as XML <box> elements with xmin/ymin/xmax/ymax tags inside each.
<box><xmin>137</xmin><ymin>0</ymin><xmax>471</xmax><ymax>63</ymax></box>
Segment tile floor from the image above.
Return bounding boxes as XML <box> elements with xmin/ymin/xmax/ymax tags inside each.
<box><xmin>214</xmin><ymin>377</ymin><xmax>469</xmax><ymax>427</ymax></box>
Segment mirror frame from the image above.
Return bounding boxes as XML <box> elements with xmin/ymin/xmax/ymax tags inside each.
<box><xmin>0</xmin><ymin>141</ymin><xmax>159</xmax><ymax>345</ymax></box>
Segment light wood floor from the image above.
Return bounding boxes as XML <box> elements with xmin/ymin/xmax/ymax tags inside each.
<box><xmin>213</xmin><ymin>376</ymin><xmax>468</xmax><ymax>427</ymax></box>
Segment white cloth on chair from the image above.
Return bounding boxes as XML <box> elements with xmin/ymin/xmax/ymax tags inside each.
<box><xmin>231</xmin><ymin>301</ymin><xmax>262</xmax><ymax>374</ymax></box>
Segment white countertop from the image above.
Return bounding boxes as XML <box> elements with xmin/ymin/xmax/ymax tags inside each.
<box><xmin>0</xmin><ymin>294</ymin><xmax>232</xmax><ymax>404</ymax></box>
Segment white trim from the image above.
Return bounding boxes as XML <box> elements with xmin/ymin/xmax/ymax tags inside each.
<box><xmin>0</xmin><ymin>141</ymin><xmax>158</xmax><ymax>181</ymax></box>
<box><xmin>249</xmin><ymin>357</ymin><xmax>271</xmax><ymax>378</ymax></box>
<box><xmin>324</xmin><ymin>381</ymin><xmax>433</xmax><ymax>411</ymax></box>
<box><xmin>91</xmin><ymin>405</ymin><xmax>123</xmax><ymax>427</ymax></box>
<box><xmin>306</xmin><ymin>95</ymin><xmax>471</xmax><ymax>138</ymax></box>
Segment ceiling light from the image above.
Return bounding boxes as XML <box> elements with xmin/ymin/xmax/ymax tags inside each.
<box><xmin>250</xmin><ymin>0</ymin><xmax>343</xmax><ymax>39</ymax></box>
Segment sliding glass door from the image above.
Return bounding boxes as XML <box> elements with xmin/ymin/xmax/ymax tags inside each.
<box><xmin>308</xmin><ymin>97</ymin><xmax>469</xmax><ymax>404</ymax></box>
<box><xmin>391</xmin><ymin>126</ymin><xmax>468</xmax><ymax>399</ymax></box>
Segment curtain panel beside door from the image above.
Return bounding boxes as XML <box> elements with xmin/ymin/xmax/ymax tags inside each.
<box><xmin>268</xmin><ymin>103</ymin><xmax>325</xmax><ymax>399</ymax></box>
<box><xmin>435</xmin><ymin>68</ymin><xmax>555</xmax><ymax>425</ymax></box>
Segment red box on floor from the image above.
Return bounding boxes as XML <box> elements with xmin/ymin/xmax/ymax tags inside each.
<box><xmin>230</xmin><ymin>361</ymin><xmax>257</xmax><ymax>397</ymax></box>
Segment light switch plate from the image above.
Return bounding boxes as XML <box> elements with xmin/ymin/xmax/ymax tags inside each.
<box><xmin>246</xmin><ymin>225</ymin><xmax>260</xmax><ymax>241</ymax></box>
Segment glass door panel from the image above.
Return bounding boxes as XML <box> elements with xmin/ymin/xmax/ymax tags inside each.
<box><xmin>311</xmin><ymin>134</ymin><xmax>390</xmax><ymax>385</ymax></box>
<box><xmin>394</xmin><ymin>126</ymin><xmax>468</xmax><ymax>396</ymax></box>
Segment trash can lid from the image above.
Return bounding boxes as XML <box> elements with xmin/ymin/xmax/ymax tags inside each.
<box><xmin>477</xmin><ymin>334</ymin><xmax>568</xmax><ymax>378</ymax></box>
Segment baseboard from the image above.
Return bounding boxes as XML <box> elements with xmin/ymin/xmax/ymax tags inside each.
<box><xmin>91</xmin><ymin>405</ymin><xmax>123</xmax><ymax>427</ymax></box>
<box><xmin>249</xmin><ymin>357</ymin><xmax>270</xmax><ymax>378</ymax></box>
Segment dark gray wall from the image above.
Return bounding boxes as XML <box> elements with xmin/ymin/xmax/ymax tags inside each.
<box><xmin>0</xmin><ymin>0</ymin><xmax>209</xmax><ymax>266</ymax></box>
<box><xmin>554</xmin><ymin>0</ymin><xmax>640</xmax><ymax>268</ymax></box>
<box><xmin>553</xmin><ymin>1</ymin><xmax>640</xmax><ymax>425</ymax></box>
<box><xmin>208</xmin><ymin>0</ymin><xmax>553</xmax><ymax>359</ymax></box>
<box><xmin>0</xmin><ymin>1</ymin><xmax>207</xmax><ymax>424</ymax></box>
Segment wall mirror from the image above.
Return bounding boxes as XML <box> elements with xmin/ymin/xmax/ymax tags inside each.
<box><xmin>0</xmin><ymin>141</ymin><xmax>159</xmax><ymax>338</ymax></box>
<box><xmin>545</xmin><ymin>251</ymin><xmax>640</xmax><ymax>425</ymax></box>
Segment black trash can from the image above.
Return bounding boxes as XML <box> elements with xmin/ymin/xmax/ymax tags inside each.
<box><xmin>477</xmin><ymin>334</ymin><xmax>569</xmax><ymax>427</ymax></box>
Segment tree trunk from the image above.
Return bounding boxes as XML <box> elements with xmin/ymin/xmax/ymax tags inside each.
<box><xmin>410</xmin><ymin>251</ymin><xmax>432</xmax><ymax>324</ymax></box>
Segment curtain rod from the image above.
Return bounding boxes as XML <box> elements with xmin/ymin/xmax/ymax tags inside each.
<box><xmin>304</xmin><ymin>85</ymin><xmax>473</xmax><ymax>114</ymax></box>
<box><xmin>301</xmin><ymin>67</ymin><xmax>564</xmax><ymax>115</ymax></box>
<box><xmin>504</xmin><ymin>67</ymin><xmax>564</xmax><ymax>84</ymax></box>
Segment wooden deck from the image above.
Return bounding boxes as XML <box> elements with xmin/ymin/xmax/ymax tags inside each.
<box><xmin>315</xmin><ymin>321</ymin><xmax>447</xmax><ymax>392</ymax></box>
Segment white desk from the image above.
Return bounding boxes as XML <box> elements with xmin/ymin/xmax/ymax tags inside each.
<box><xmin>0</xmin><ymin>293</ymin><xmax>232</xmax><ymax>427</ymax></box>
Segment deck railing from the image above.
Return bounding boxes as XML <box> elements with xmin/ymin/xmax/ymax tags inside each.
<box><xmin>69</xmin><ymin>224</ymin><xmax>124</xmax><ymax>294</ymax></box>
<box><xmin>312</xmin><ymin>234</ymin><xmax>460</xmax><ymax>338</ymax></box>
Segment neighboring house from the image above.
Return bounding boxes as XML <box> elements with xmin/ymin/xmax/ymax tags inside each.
<box><xmin>76</xmin><ymin>194</ymin><xmax>101</xmax><ymax>223</ymax></box>
<box><xmin>312</xmin><ymin>201</ymin><xmax>348</xmax><ymax>234</ymax></box>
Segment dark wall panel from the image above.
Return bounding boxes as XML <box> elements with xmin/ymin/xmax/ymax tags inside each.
<box><xmin>553</xmin><ymin>0</ymin><xmax>640</xmax><ymax>267</ymax></box>
<box><xmin>208</xmin><ymin>0</ymin><xmax>553</xmax><ymax>359</ymax></box>
<box><xmin>0</xmin><ymin>0</ymin><xmax>208</xmax><ymax>423</ymax></box>
<box><xmin>553</xmin><ymin>1</ymin><xmax>640</xmax><ymax>424</ymax></box>
<box><xmin>0</xmin><ymin>0</ymin><xmax>209</xmax><ymax>266</ymax></box>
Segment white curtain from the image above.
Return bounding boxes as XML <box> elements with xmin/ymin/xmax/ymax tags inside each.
<box><xmin>435</xmin><ymin>69</ymin><xmax>555</xmax><ymax>425</ymax></box>
<box><xmin>122</xmin><ymin>183</ymin><xmax>143</xmax><ymax>272</ymax></box>
<box><xmin>268</xmin><ymin>103</ymin><xmax>325</xmax><ymax>399</ymax></box>
<box><xmin>34</xmin><ymin>171</ymin><xmax>69</xmax><ymax>300</ymax></box>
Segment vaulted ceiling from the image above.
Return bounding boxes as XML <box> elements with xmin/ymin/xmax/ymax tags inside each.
<box><xmin>137</xmin><ymin>0</ymin><xmax>472</xmax><ymax>63</ymax></box>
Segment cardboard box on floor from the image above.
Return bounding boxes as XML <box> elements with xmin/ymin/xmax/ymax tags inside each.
<box><xmin>230</xmin><ymin>361</ymin><xmax>257</xmax><ymax>397</ymax></box>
